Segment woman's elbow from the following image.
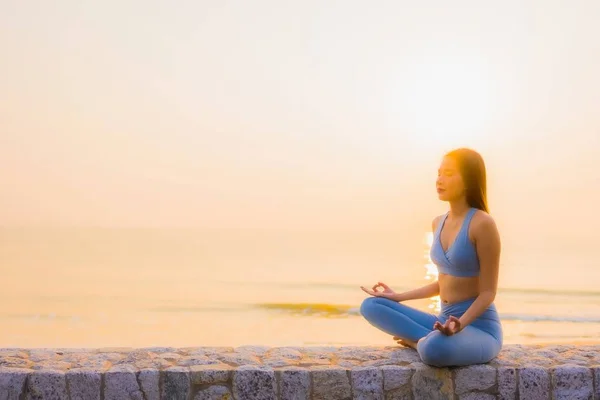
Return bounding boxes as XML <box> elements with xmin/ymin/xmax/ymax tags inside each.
<box><xmin>479</xmin><ymin>290</ymin><xmax>496</xmax><ymax>303</ymax></box>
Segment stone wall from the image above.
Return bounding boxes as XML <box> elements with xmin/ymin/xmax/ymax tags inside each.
<box><xmin>1</xmin><ymin>344</ymin><xmax>599</xmax><ymax>399</ymax></box>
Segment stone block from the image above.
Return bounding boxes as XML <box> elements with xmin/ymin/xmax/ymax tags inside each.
<box><xmin>190</xmin><ymin>365</ymin><xmax>233</xmax><ymax>385</ymax></box>
<box><xmin>518</xmin><ymin>366</ymin><xmax>549</xmax><ymax>400</ymax></box>
<box><xmin>26</xmin><ymin>369</ymin><xmax>68</xmax><ymax>400</ymax></box>
<box><xmin>232</xmin><ymin>365</ymin><xmax>276</xmax><ymax>400</ymax></box>
<box><xmin>194</xmin><ymin>385</ymin><xmax>232</xmax><ymax>400</ymax></box>
<box><xmin>104</xmin><ymin>365</ymin><xmax>143</xmax><ymax>400</ymax></box>
<box><xmin>454</xmin><ymin>364</ymin><xmax>496</xmax><ymax>394</ymax></box>
<box><xmin>65</xmin><ymin>368</ymin><xmax>101</xmax><ymax>400</ymax></box>
<box><xmin>311</xmin><ymin>366</ymin><xmax>351</xmax><ymax>400</ymax></box>
<box><xmin>497</xmin><ymin>367</ymin><xmax>517</xmax><ymax>400</ymax></box>
<box><xmin>161</xmin><ymin>366</ymin><xmax>191</xmax><ymax>400</ymax></box>
<box><xmin>351</xmin><ymin>366</ymin><xmax>383</xmax><ymax>400</ymax></box>
<box><xmin>0</xmin><ymin>368</ymin><xmax>30</xmax><ymax>400</ymax></box>
<box><xmin>411</xmin><ymin>364</ymin><xmax>453</xmax><ymax>400</ymax></box>
<box><xmin>552</xmin><ymin>365</ymin><xmax>592</xmax><ymax>400</ymax></box>
<box><xmin>381</xmin><ymin>365</ymin><xmax>412</xmax><ymax>391</ymax></box>
<box><xmin>138</xmin><ymin>368</ymin><xmax>160</xmax><ymax>400</ymax></box>
<box><xmin>277</xmin><ymin>367</ymin><xmax>310</xmax><ymax>400</ymax></box>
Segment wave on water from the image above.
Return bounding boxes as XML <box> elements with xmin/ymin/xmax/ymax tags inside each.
<box><xmin>255</xmin><ymin>302</ymin><xmax>600</xmax><ymax>323</ymax></box>
<box><xmin>256</xmin><ymin>303</ymin><xmax>360</xmax><ymax>317</ymax></box>
<box><xmin>500</xmin><ymin>314</ymin><xmax>600</xmax><ymax>323</ymax></box>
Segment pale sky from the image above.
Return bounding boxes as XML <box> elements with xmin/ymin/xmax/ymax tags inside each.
<box><xmin>1</xmin><ymin>0</ymin><xmax>599</xmax><ymax>245</ymax></box>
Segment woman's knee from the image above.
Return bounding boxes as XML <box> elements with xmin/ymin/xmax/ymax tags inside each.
<box><xmin>417</xmin><ymin>332</ymin><xmax>453</xmax><ymax>367</ymax></box>
<box><xmin>359</xmin><ymin>297</ymin><xmax>392</xmax><ymax>319</ymax></box>
<box><xmin>359</xmin><ymin>297</ymin><xmax>378</xmax><ymax>318</ymax></box>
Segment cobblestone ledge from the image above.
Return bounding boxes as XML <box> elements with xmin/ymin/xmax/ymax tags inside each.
<box><xmin>1</xmin><ymin>344</ymin><xmax>599</xmax><ymax>399</ymax></box>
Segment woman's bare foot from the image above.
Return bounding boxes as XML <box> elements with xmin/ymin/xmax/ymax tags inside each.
<box><xmin>393</xmin><ymin>336</ymin><xmax>419</xmax><ymax>349</ymax></box>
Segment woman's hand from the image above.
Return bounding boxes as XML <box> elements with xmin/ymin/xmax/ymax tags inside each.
<box><xmin>433</xmin><ymin>316</ymin><xmax>462</xmax><ymax>336</ymax></box>
<box><xmin>360</xmin><ymin>282</ymin><xmax>398</xmax><ymax>301</ymax></box>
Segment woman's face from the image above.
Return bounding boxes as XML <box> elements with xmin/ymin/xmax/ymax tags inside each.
<box><xmin>436</xmin><ymin>156</ymin><xmax>466</xmax><ymax>202</ymax></box>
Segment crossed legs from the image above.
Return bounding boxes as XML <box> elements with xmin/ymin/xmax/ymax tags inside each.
<box><xmin>360</xmin><ymin>297</ymin><xmax>501</xmax><ymax>367</ymax></box>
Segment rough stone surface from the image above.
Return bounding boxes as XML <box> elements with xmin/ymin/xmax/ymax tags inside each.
<box><xmin>594</xmin><ymin>367</ymin><xmax>600</xmax><ymax>400</ymax></box>
<box><xmin>266</xmin><ymin>348</ymin><xmax>303</xmax><ymax>360</ymax></box>
<box><xmin>161</xmin><ymin>366</ymin><xmax>190</xmax><ymax>400</ymax></box>
<box><xmin>552</xmin><ymin>365</ymin><xmax>593</xmax><ymax>400</ymax></box>
<box><xmin>458</xmin><ymin>393</ymin><xmax>495</xmax><ymax>400</ymax></box>
<box><xmin>387</xmin><ymin>349</ymin><xmax>421</xmax><ymax>364</ymax></box>
<box><xmin>454</xmin><ymin>364</ymin><xmax>496</xmax><ymax>394</ymax></box>
<box><xmin>190</xmin><ymin>364</ymin><xmax>233</xmax><ymax>385</ymax></box>
<box><xmin>518</xmin><ymin>366</ymin><xmax>550</xmax><ymax>400</ymax></box>
<box><xmin>232</xmin><ymin>365</ymin><xmax>276</xmax><ymax>400</ymax></box>
<box><xmin>497</xmin><ymin>367</ymin><xmax>517</xmax><ymax>400</ymax></box>
<box><xmin>0</xmin><ymin>345</ymin><xmax>598</xmax><ymax>399</ymax></box>
<box><xmin>277</xmin><ymin>367</ymin><xmax>310</xmax><ymax>400</ymax></box>
<box><xmin>384</xmin><ymin>389</ymin><xmax>412</xmax><ymax>400</ymax></box>
<box><xmin>180</xmin><ymin>355</ymin><xmax>220</xmax><ymax>367</ymax></box>
<box><xmin>381</xmin><ymin>365</ymin><xmax>412</xmax><ymax>400</ymax></box>
<box><xmin>351</xmin><ymin>366</ymin><xmax>384</xmax><ymax>400</ymax></box>
<box><xmin>236</xmin><ymin>346</ymin><xmax>271</xmax><ymax>357</ymax></box>
<box><xmin>411</xmin><ymin>363</ymin><xmax>454</xmax><ymax>400</ymax></box>
<box><xmin>0</xmin><ymin>367</ymin><xmax>30</xmax><ymax>400</ymax></box>
<box><xmin>104</xmin><ymin>365</ymin><xmax>144</xmax><ymax>400</ymax></box>
<box><xmin>26</xmin><ymin>369</ymin><xmax>68</xmax><ymax>400</ymax></box>
<box><xmin>194</xmin><ymin>385</ymin><xmax>233</xmax><ymax>400</ymax></box>
<box><xmin>138</xmin><ymin>368</ymin><xmax>160</xmax><ymax>400</ymax></box>
<box><xmin>65</xmin><ymin>368</ymin><xmax>101</xmax><ymax>400</ymax></box>
<box><xmin>311</xmin><ymin>366</ymin><xmax>352</xmax><ymax>400</ymax></box>
<box><xmin>220</xmin><ymin>353</ymin><xmax>262</xmax><ymax>366</ymax></box>
<box><xmin>381</xmin><ymin>365</ymin><xmax>412</xmax><ymax>391</ymax></box>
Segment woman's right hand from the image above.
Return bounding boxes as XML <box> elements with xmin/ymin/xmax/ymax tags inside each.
<box><xmin>360</xmin><ymin>282</ymin><xmax>398</xmax><ymax>301</ymax></box>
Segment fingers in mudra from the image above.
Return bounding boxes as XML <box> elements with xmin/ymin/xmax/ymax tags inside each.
<box><xmin>360</xmin><ymin>286</ymin><xmax>377</xmax><ymax>296</ymax></box>
<box><xmin>360</xmin><ymin>282</ymin><xmax>392</xmax><ymax>297</ymax></box>
<box><xmin>434</xmin><ymin>316</ymin><xmax>461</xmax><ymax>335</ymax></box>
<box><xmin>448</xmin><ymin>316</ymin><xmax>461</xmax><ymax>328</ymax></box>
<box><xmin>370</xmin><ymin>282</ymin><xmax>386</xmax><ymax>293</ymax></box>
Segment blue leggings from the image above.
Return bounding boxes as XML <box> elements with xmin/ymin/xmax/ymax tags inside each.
<box><xmin>360</xmin><ymin>296</ymin><xmax>503</xmax><ymax>367</ymax></box>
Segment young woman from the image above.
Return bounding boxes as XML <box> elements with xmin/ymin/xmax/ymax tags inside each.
<box><xmin>360</xmin><ymin>148</ymin><xmax>502</xmax><ymax>367</ymax></box>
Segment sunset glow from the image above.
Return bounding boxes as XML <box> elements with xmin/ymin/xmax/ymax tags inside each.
<box><xmin>1</xmin><ymin>0</ymin><xmax>600</xmax><ymax>348</ymax></box>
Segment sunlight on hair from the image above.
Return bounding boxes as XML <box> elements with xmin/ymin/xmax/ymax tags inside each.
<box><xmin>424</xmin><ymin>232</ymin><xmax>441</xmax><ymax>312</ymax></box>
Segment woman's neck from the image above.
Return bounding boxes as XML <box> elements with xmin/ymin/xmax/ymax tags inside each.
<box><xmin>448</xmin><ymin>198</ymin><xmax>470</xmax><ymax>218</ymax></box>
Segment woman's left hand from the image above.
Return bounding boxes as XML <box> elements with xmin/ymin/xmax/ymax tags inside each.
<box><xmin>433</xmin><ymin>316</ymin><xmax>462</xmax><ymax>336</ymax></box>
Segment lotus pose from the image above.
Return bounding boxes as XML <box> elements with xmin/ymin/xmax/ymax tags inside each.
<box><xmin>360</xmin><ymin>148</ymin><xmax>502</xmax><ymax>367</ymax></box>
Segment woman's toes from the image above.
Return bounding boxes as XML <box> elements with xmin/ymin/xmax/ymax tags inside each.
<box><xmin>396</xmin><ymin>339</ymin><xmax>417</xmax><ymax>349</ymax></box>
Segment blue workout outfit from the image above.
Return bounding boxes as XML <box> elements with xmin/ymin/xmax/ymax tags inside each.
<box><xmin>360</xmin><ymin>208</ymin><xmax>503</xmax><ymax>367</ymax></box>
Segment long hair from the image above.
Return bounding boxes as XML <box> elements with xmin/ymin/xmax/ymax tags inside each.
<box><xmin>445</xmin><ymin>148</ymin><xmax>489</xmax><ymax>213</ymax></box>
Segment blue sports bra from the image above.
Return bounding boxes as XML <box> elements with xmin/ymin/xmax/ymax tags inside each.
<box><xmin>430</xmin><ymin>208</ymin><xmax>480</xmax><ymax>277</ymax></box>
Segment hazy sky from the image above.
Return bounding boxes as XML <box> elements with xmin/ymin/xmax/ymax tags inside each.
<box><xmin>1</xmin><ymin>1</ymin><xmax>599</xmax><ymax>242</ymax></box>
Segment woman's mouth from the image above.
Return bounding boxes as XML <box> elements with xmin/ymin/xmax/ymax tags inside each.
<box><xmin>437</xmin><ymin>188</ymin><xmax>445</xmax><ymax>194</ymax></box>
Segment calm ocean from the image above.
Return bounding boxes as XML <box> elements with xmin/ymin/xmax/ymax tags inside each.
<box><xmin>2</xmin><ymin>228</ymin><xmax>599</xmax><ymax>348</ymax></box>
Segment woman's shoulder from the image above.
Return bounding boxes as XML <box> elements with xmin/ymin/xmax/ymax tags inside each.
<box><xmin>431</xmin><ymin>213</ymin><xmax>446</xmax><ymax>231</ymax></box>
<box><xmin>470</xmin><ymin>209</ymin><xmax>499</xmax><ymax>238</ymax></box>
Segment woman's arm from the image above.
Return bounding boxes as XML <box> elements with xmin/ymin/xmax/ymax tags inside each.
<box><xmin>457</xmin><ymin>213</ymin><xmax>501</xmax><ymax>329</ymax></box>
<box><xmin>391</xmin><ymin>281</ymin><xmax>440</xmax><ymax>302</ymax></box>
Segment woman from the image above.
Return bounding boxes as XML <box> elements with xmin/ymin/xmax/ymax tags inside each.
<box><xmin>360</xmin><ymin>148</ymin><xmax>502</xmax><ymax>367</ymax></box>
